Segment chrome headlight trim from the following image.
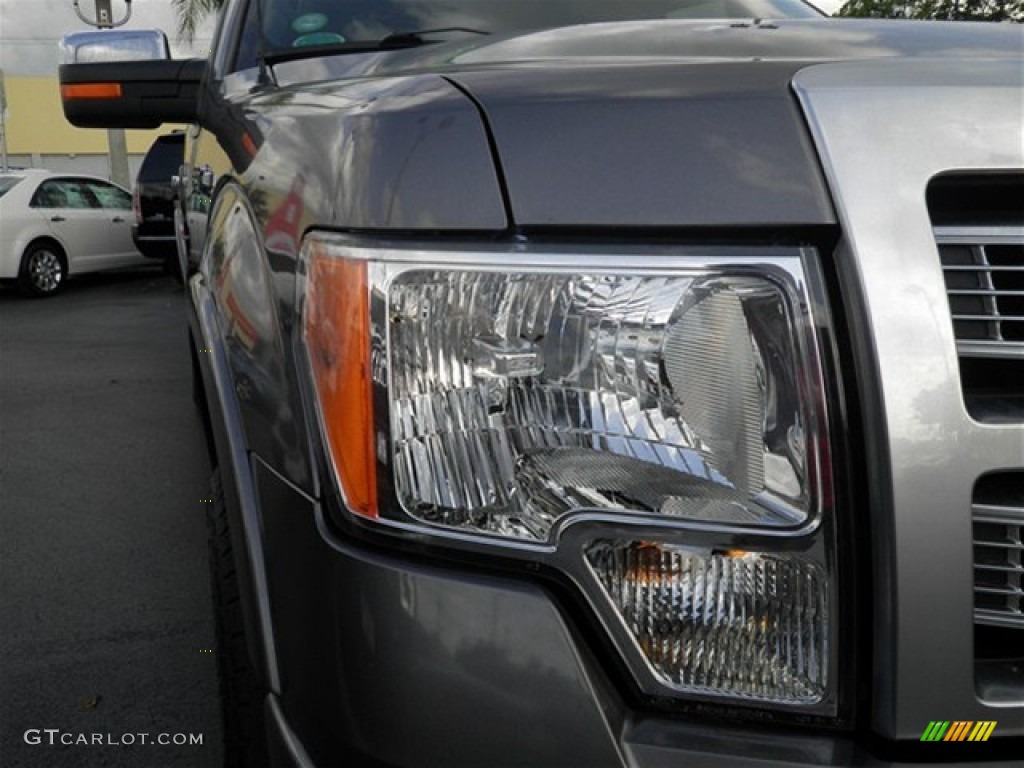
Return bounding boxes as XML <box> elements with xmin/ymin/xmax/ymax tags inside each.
<box><xmin>296</xmin><ymin>235</ymin><xmax>840</xmax><ymax>714</ymax></box>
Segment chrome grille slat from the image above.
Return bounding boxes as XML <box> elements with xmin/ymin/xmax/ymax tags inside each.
<box><xmin>952</xmin><ymin>314</ymin><xmax>1024</xmax><ymax>321</ymax></box>
<box><xmin>972</xmin><ymin>502</ymin><xmax>1024</xmax><ymax>628</ymax></box>
<box><xmin>943</xmin><ymin>265</ymin><xmax>1024</xmax><ymax>272</ymax></box>
<box><xmin>938</xmin><ymin>227</ymin><xmax>1024</xmax><ymax>351</ymax></box>
<box><xmin>933</xmin><ymin>225</ymin><xmax>1024</xmax><ymax>241</ymax></box>
<box><xmin>955</xmin><ymin>341</ymin><xmax>1024</xmax><ymax>360</ymax></box>
<box><xmin>975</xmin><ymin>502</ymin><xmax>1024</xmax><ymax>518</ymax></box>
<box><xmin>949</xmin><ymin>289</ymin><xmax>1024</xmax><ymax>297</ymax></box>
<box><xmin>975</xmin><ymin>564</ymin><xmax>1024</xmax><ymax>574</ymax></box>
<box><xmin>975</xmin><ymin>610</ymin><xmax>1024</xmax><ymax>630</ymax></box>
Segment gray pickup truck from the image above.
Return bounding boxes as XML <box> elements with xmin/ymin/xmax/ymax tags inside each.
<box><xmin>59</xmin><ymin>1</ymin><xmax>1023</xmax><ymax>766</ymax></box>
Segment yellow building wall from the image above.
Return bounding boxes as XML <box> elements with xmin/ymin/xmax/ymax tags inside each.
<box><xmin>4</xmin><ymin>76</ymin><xmax>185</xmax><ymax>155</ymax></box>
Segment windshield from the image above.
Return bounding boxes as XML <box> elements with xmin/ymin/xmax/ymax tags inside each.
<box><xmin>257</xmin><ymin>0</ymin><xmax>821</xmax><ymax>52</ymax></box>
<box><xmin>0</xmin><ymin>176</ymin><xmax>24</xmax><ymax>198</ymax></box>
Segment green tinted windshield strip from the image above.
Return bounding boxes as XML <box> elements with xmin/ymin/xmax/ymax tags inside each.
<box><xmin>257</xmin><ymin>0</ymin><xmax>821</xmax><ymax>54</ymax></box>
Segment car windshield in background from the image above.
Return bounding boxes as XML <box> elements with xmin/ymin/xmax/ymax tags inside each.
<box><xmin>258</xmin><ymin>0</ymin><xmax>822</xmax><ymax>53</ymax></box>
<box><xmin>0</xmin><ymin>176</ymin><xmax>24</xmax><ymax>198</ymax></box>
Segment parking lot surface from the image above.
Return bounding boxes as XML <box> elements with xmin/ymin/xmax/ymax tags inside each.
<box><xmin>0</xmin><ymin>269</ymin><xmax>223</xmax><ymax>766</ymax></box>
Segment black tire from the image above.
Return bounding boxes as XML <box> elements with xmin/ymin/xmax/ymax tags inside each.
<box><xmin>18</xmin><ymin>240</ymin><xmax>67</xmax><ymax>297</ymax></box>
<box><xmin>191</xmin><ymin>338</ymin><xmax>205</xmax><ymax>410</ymax></box>
<box><xmin>190</xmin><ymin>337</ymin><xmax>217</xmax><ymax>461</ymax></box>
<box><xmin>207</xmin><ymin>468</ymin><xmax>270</xmax><ymax>768</ymax></box>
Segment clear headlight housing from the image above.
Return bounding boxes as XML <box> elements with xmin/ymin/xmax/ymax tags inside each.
<box><xmin>300</xmin><ymin>237</ymin><xmax>837</xmax><ymax>711</ymax></box>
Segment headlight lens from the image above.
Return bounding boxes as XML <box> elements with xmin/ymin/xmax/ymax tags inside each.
<box><xmin>387</xmin><ymin>268</ymin><xmax>819</xmax><ymax>539</ymax></box>
<box><xmin>300</xmin><ymin>237</ymin><xmax>836</xmax><ymax>711</ymax></box>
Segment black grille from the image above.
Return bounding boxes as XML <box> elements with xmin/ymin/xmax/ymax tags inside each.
<box><xmin>974</xmin><ymin>507</ymin><xmax>1024</xmax><ymax>627</ymax></box>
<box><xmin>929</xmin><ymin>174</ymin><xmax>1024</xmax><ymax>424</ymax></box>
<box><xmin>973</xmin><ymin>472</ymin><xmax>1024</xmax><ymax>702</ymax></box>
<box><xmin>930</xmin><ymin>177</ymin><xmax>1024</xmax><ymax>703</ymax></box>
<box><xmin>940</xmin><ymin>241</ymin><xmax>1024</xmax><ymax>345</ymax></box>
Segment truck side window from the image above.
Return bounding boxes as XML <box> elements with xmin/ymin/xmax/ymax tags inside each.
<box><xmin>232</xmin><ymin>0</ymin><xmax>263</xmax><ymax>73</ymax></box>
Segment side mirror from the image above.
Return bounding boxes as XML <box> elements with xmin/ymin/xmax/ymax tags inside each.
<box><xmin>60</xmin><ymin>29</ymin><xmax>171</xmax><ymax>63</ymax></box>
<box><xmin>58</xmin><ymin>30</ymin><xmax>205</xmax><ymax>129</ymax></box>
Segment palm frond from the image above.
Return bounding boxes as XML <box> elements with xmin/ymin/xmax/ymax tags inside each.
<box><xmin>171</xmin><ymin>0</ymin><xmax>225</xmax><ymax>44</ymax></box>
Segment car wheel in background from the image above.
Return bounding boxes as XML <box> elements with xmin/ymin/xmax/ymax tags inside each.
<box><xmin>207</xmin><ymin>468</ymin><xmax>270</xmax><ymax>768</ymax></box>
<box><xmin>18</xmin><ymin>240</ymin><xmax>67</xmax><ymax>297</ymax></box>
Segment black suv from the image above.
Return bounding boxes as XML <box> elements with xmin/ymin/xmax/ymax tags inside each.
<box><xmin>131</xmin><ymin>131</ymin><xmax>184</xmax><ymax>267</ymax></box>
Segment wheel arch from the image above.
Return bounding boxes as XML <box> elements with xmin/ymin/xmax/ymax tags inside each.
<box><xmin>23</xmin><ymin>235</ymin><xmax>69</xmax><ymax>269</ymax></box>
<box><xmin>187</xmin><ymin>234</ymin><xmax>282</xmax><ymax>699</ymax></box>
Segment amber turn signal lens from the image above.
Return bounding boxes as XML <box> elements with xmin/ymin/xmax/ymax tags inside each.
<box><xmin>304</xmin><ymin>246</ymin><xmax>377</xmax><ymax>518</ymax></box>
<box><xmin>60</xmin><ymin>83</ymin><xmax>123</xmax><ymax>100</ymax></box>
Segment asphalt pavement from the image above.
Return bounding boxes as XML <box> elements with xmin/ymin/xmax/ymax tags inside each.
<box><xmin>0</xmin><ymin>268</ymin><xmax>223</xmax><ymax>767</ymax></box>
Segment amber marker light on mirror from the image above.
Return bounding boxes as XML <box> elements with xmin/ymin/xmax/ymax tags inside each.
<box><xmin>60</xmin><ymin>83</ymin><xmax>123</xmax><ymax>100</ymax></box>
<box><xmin>303</xmin><ymin>244</ymin><xmax>378</xmax><ymax>518</ymax></box>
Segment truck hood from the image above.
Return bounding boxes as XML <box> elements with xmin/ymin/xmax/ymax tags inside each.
<box><xmin>266</xmin><ymin>19</ymin><xmax>1020</xmax><ymax>229</ymax></box>
<box><xmin>444</xmin><ymin>59</ymin><xmax>835</xmax><ymax>227</ymax></box>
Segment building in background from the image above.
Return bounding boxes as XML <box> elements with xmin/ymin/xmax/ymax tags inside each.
<box><xmin>1</xmin><ymin>73</ymin><xmax>183</xmax><ymax>179</ymax></box>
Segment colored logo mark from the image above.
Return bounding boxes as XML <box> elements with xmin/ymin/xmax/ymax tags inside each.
<box><xmin>920</xmin><ymin>721</ymin><xmax>997</xmax><ymax>742</ymax></box>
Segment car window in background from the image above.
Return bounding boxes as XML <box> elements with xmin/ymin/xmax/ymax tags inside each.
<box><xmin>0</xmin><ymin>176</ymin><xmax>23</xmax><ymax>198</ymax></box>
<box><xmin>86</xmin><ymin>180</ymin><xmax>132</xmax><ymax>210</ymax></box>
<box><xmin>30</xmin><ymin>179</ymin><xmax>94</xmax><ymax>209</ymax></box>
<box><xmin>139</xmin><ymin>134</ymin><xmax>184</xmax><ymax>181</ymax></box>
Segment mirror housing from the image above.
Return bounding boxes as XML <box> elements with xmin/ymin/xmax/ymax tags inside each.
<box><xmin>58</xmin><ymin>30</ymin><xmax>204</xmax><ymax>129</ymax></box>
<box><xmin>59</xmin><ymin>59</ymin><xmax>204</xmax><ymax>129</ymax></box>
<box><xmin>60</xmin><ymin>29</ymin><xmax>171</xmax><ymax>64</ymax></box>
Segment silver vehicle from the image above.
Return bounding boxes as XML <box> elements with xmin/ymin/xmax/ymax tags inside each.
<box><xmin>0</xmin><ymin>170</ymin><xmax>147</xmax><ymax>296</ymax></box>
<box><xmin>58</xmin><ymin>2</ymin><xmax>1023</xmax><ymax>765</ymax></box>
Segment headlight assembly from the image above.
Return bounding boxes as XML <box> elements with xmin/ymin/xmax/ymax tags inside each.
<box><xmin>300</xmin><ymin>236</ymin><xmax>838</xmax><ymax>713</ymax></box>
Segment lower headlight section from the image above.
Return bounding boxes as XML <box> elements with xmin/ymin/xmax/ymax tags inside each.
<box><xmin>587</xmin><ymin>540</ymin><xmax>829</xmax><ymax>703</ymax></box>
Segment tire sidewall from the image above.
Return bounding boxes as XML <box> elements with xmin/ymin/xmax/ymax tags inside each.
<box><xmin>207</xmin><ymin>468</ymin><xmax>270</xmax><ymax>767</ymax></box>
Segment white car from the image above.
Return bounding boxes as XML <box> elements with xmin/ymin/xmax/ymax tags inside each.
<box><xmin>0</xmin><ymin>169</ymin><xmax>151</xmax><ymax>297</ymax></box>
